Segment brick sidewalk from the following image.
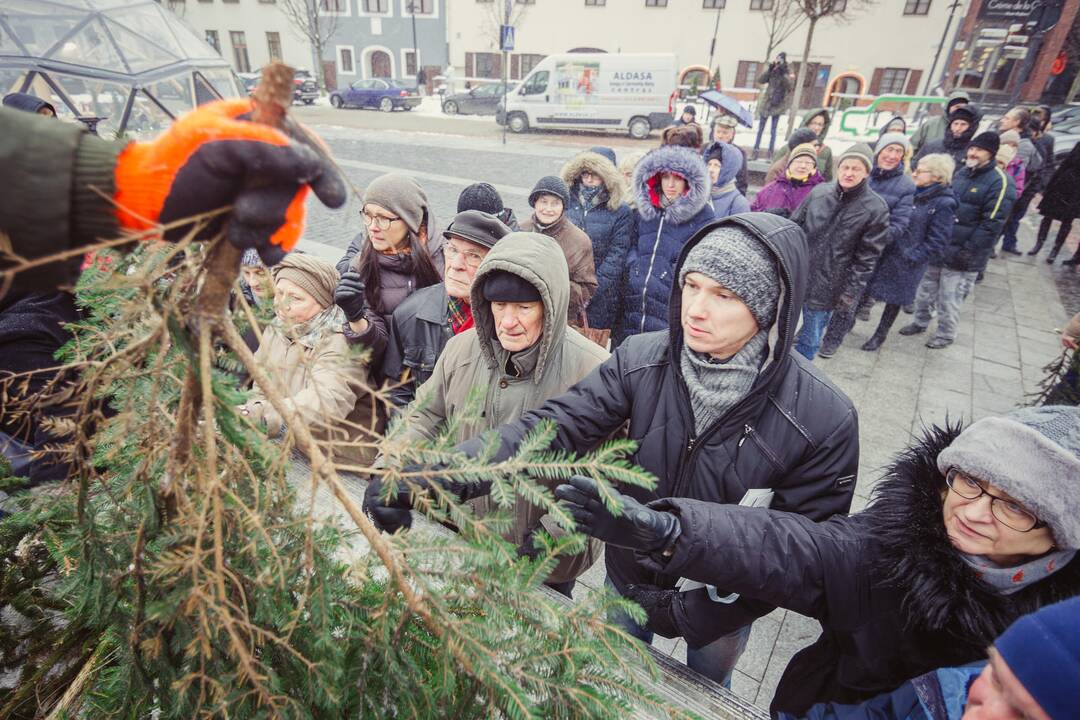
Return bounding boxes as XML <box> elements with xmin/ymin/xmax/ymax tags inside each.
<box><xmin>572</xmin><ymin>225</ymin><xmax>1074</xmax><ymax>710</ymax></box>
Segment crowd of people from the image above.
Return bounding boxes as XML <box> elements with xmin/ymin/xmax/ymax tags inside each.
<box><xmin>1</xmin><ymin>87</ymin><xmax>1079</xmax><ymax>720</ymax></box>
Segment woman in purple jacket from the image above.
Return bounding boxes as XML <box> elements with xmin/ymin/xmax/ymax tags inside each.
<box><xmin>750</xmin><ymin>142</ymin><xmax>825</xmax><ymax>216</ymax></box>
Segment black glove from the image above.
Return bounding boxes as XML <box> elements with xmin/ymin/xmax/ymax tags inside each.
<box><xmin>516</xmin><ymin>527</ymin><xmax>543</xmax><ymax>561</ymax></box>
<box><xmin>623</xmin><ymin>583</ymin><xmax>682</xmax><ymax>639</ymax></box>
<box><xmin>334</xmin><ymin>271</ymin><xmax>368</xmax><ymax>323</ymax></box>
<box><xmin>363</xmin><ymin>474</ymin><xmax>413</xmax><ymax>534</ymax></box>
<box><xmin>554</xmin><ymin>475</ymin><xmax>680</xmax><ymax>554</ymax></box>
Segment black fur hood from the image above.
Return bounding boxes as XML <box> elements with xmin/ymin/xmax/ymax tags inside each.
<box><xmin>866</xmin><ymin>422</ymin><xmax>1080</xmax><ymax>648</ymax></box>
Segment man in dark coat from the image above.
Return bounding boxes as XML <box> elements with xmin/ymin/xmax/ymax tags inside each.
<box><xmin>790</xmin><ymin>143</ymin><xmax>891</xmax><ymax>360</ymax></box>
<box><xmin>367</xmin><ymin>213</ymin><xmax>860</xmax><ymax>686</ymax></box>
<box><xmin>382</xmin><ymin>211</ymin><xmax>510</xmax><ymax>408</ymax></box>
<box><xmin>913</xmin><ymin>105</ymin><xmax>979</xmax><ymax>167</ymax></box>
<box><xmin>910</xmin><ymin>90</ymin><xmax>970</xmax><ymax>156</ymax></box>
<box><xmin>2</xmin><ymin>92</ymin><xmax>57</xmax><ymax>118</ymax></box>
<box><xmin>901</xmin><ymin>132</ymin><xmax>1015</xmax><ymax>349</ymax></box>
<box><xmin>1028</xmin><ymin>141</ymin><xmax>1080</xmax><ymax>264</ymax></box>
<box><xmin>556</xmin><ymin>405</ymin><xmax>1080</xmax><ymax>717</ymax></box>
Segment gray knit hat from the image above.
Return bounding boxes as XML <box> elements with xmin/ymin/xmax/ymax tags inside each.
<box><xmin>839</xmin><ymin>143</ymin><xmax>875</xmax><ymax>173</ymax></box>
<box><xmin>875</xmin><ymin>132</ymin><xmax>910</xmax><ymax>158</ymax></box>
<box><xmin>679</xmin><ymin>225</ymin><xmax>780</xmax><ymax>330</ymax></box>
<box><xmin>937</xmin><ymin>406</ymin><xmax>1080</xmax><ymax>549</ymax></box>
<box><xmin>363</xmin><ymin>173</ymin><xmax>429</xmax><ymax>234</ymax></box>
<box><xmin>271</xmin><ymin>253</ymin><xmax>340</xmax><ymax>310</ymax></box>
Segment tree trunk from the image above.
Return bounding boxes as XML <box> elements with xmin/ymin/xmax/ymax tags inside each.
<box><xmin>786</xmin><ymin>16</ymin><xmax>817</xmax><ymax>141</ymax></box>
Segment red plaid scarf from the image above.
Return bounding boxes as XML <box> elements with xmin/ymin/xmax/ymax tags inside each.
<box><xmin>448</xmin><ymin>296</ymin><xmax>474</xmax><ymax>334</ymax></box>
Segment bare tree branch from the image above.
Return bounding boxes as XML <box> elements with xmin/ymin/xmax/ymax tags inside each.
<box><xmin>278</xmin><ymin>0</ymin><xmax>342</xmax><ymax>89</ymax></box>
<box><xmin>760</xmin><ymin>0</ymin><xmax>807</xmax><ymax>66</ymax></box>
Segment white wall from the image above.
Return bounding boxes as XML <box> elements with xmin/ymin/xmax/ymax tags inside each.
<box><xmin>445</xmin><ymin>0</ymin><xmax>966</xmax><ymax>96</ymax></box>
<box><xmin>170</xmin><ymin>0</ymin><xmax>317</xmax><ymax>74</ymax></box>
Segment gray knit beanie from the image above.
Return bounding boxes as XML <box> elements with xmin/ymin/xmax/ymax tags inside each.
<box><xmin>875</xmin><ymin>132</ymin><xmax>910</xmax><ymax>158</ymax></box>
<box><xmin>839</xmin><ymin>143</ymin><xmax>875</xmax><ymax>173</ymax></box>
<box><xmin>679</xmin><ymin>225</ymin><xmax>780</xmax><ymax>330</ymax></box>
<box><xmin>937</xmin><ymin>406</ymin><xmax>1080</xmax><ymax>549</ymax></box>
<box><xmin>363</xmin><ymin>173</ymin><xmax>429</xmax><ymax>234</ymax></box>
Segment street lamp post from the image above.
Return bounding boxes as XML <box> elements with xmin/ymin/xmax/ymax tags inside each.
<box><xmin>924</xmin><ymin>0</ymin><xmax>962</xmax><ymax>94</ymax></box>
<box><xmin>707</xmin><ymin>5</ymin><xmax>722</xmax><ymax>90</ymax></box>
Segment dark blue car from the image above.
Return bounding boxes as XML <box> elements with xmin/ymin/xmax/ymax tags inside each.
<box><xmin>329</xmin><ymin>78</ymin><xmax>421</xmax><ymax>112</ymax></box>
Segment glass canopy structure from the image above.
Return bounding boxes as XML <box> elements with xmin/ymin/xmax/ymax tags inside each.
<box><xmin>0</xmin><ymin>0</ymin><xmax>241</xmax><ymax>137</ymax></box>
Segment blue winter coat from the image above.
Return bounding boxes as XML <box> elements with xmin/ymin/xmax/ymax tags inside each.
<box><xmin>868</xmin><ymin>184</ymin><xmax>957</xmax><ymax>305</ymax></box>
<box><xmin>787</xmin><ymin>663</ymin><xmax>983</xmax><ymax>720</ymax></box>
<box><xmin>562</xmin><ymin>150</ymin><xmax>635</xmax><ymax>330</ymax></box>
<box><xmin>622</xmin><ymin>145</ymin><xmax>715</xmax><ymax>339</ymax></box>
<box><xmin>944</xmin><ymin>162</ymin><xmax>1015</xmax><ymax>273</ymax></box>
<box><xmin>703</xmin><ymin>141</ymin><xmax>751</xmax><ymax>218</ymax></box>
<box><xmin>869</xmin><ymin>165</ymin><xmax>916</xmax><ymax>246</ymax></box>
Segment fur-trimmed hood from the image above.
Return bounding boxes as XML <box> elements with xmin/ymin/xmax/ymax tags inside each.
<box><xmin>560</xmin><ymin>151</ymin><xmax>628</xmax><ymax>211</ymax></box>
<box><xmin>867</xmin><ymin>422</ymin><xmax>1080</xmax><ymax>648</ymax></box>
<box><xmin>632</xmin><ymin>145</ymin><xmax>712</xmax><ymax>225</ymax></box>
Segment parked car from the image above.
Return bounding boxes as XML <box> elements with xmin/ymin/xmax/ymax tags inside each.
<box><xmin>442</xmin><ymin>82</ymin><xmax>518</xmax><ymax>115</ymax></box>
<box><xmin>293</xmin><ymin>69</ymin><xmax>319</xmax><ymax>105</ymax></box>
<box><xmin>329</xmin><ymin>79</ymin><xmax>421</xmax><ymax>112</ymax></box>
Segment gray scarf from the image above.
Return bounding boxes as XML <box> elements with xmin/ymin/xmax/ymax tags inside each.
<box><xmin>578</xmin><ymin>183</ymin><xmax>604</xmax><ymax>208</ymax></box>
<box><xmin>680</xmin><ymin>331</ymin><xmax>768</xmax><ymax>435</ymax></box>
<box><xmin>960</xmin><ymin>548</ymin><xmax>1078</xmax><ymax>595</ymax></box>
<box><xmin>275</xmin><ymin>304</ymin><xmax>346</xmax><ymax>348</ymax></box>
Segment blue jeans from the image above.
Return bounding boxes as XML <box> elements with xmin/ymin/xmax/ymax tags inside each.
<box><xmin>795</xmin><ymin>309</ymin><xmax>833</xmax><ymax>360</ymax></box>
<box><xmin>754</xmin><ymin>114</ymin><xmax>781</xmax><ymax>155</ymax></box>
<box><xmin>606</xmin><ymin>580</ymin><xmax>752</xmax><ymax>688</ymax></box>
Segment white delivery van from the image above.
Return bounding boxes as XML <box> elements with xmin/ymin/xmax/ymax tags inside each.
<box><xmin>497</xmin><ymin>53</ymin><xmax>677</xmax><ymax>139</ymax></box>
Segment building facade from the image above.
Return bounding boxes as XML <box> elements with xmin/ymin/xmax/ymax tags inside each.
<box><xmin>445</xmin><ymin>0</ymin><xmax>964</xmax><ymax>108</ymax></box>
<box><xmin>320</xmin><ymin>0</ymin><xmax>449</xmax><ymax>92</ymax></box>
<box><xmin>168</xmin><ymin>0</ymin><xmax>317</xmax><ymax>77</ymax></box>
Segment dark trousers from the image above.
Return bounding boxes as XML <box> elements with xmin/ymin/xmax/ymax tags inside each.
<box><xmin>754</xmin><ymin>115</ymin><xmax>781</xmax><ymax>156</ymax></box>
<box><xmin>1000</xmin><ymin>186</ymin><xmax>1037</xmax><ymax>252</ymax></box>
<box><xmin>1034</xmin><ymin>216</ymin><xmax>1075</xmax><ymax>257</ymax></box>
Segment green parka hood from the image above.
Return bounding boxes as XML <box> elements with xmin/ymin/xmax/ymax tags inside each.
<box><xmin>469</xmin><ymin>232</ymin><xmax>570</xmax><ymax>382</ymax></box>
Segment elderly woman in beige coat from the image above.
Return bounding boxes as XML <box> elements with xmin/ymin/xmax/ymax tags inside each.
<box><xmin>395</xmin><ymin>232</ymin><xmax>609</xmax><ymax>596</ymax></box>
<box><xmin>241</xmin><ymin>253</ymin><xmax>380</xmax><ymax>464</ymax></box>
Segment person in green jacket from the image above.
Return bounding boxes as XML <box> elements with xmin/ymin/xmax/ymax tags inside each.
<box><xmin>0</xmin><ymin>99</ymin><xmax>346</xmax><ymax>301</ymax></box>
<box><xmin>911</xmin><ymin>90</ymin><xmax>972</xmax><ymax>157</ymax></box>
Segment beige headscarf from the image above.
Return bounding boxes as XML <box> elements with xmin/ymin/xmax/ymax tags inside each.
<box><xmin>271</xmin><ymin>253</ymin><xmax>339</xmax><ymax>309</ymax></box>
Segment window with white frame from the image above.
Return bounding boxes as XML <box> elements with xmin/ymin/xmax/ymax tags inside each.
<box><xmin>877</xmin><ymin>67</ymin><xmax>910</xmax><ymax>94</ymax></box>
<box><xmin>362</xmin><ymin>0</ymin><xmax>389</xmax><ymax>12</ymax></box>
<box><xmin>338</xmin><ymin>46</ymin><xmax>355</xmax><ymax>74</ymax></box>
<box><xmin>404</xmin><ymin>49</ymin><xmax>418</xmax><ymax>76</ymax></box>
<box><xmin>904</xmin><ymin>0</ymin><xmax>931</xmax><ymax>13</ymax></box>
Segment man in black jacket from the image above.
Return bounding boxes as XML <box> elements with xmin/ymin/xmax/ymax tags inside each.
<box><xmin>382</xmin><ymin>210</ymin><xmax>510</xmax><ymax>407</ymax></box>
<box><xmin>901</xmin><ymin>132</ymin><xmax>1015</xmax><ymax>349</ymax></box>
<box><xmin>790</xmin><ymin>143</ymin><xmax>891</xmax><ymax>360</ymax></box>
<box><xmin>366</xmin><ymin>213</ymin><xmax>860</xmax><ymax>686</ymax></box>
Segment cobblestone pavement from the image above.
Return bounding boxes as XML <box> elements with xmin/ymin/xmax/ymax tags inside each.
<box><xmin>299</xmin><ymin>121</ymin><xmax>1080</xmax><ymax>711</ymax></box>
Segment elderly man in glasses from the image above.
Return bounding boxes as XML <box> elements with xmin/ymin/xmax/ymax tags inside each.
<box><xmin>382</xmin><ymin>210</ymin><xmax>510</xmax><ymax>408</ymax></box>
<box><xmin>554</xmin><ymin>404</ymin><xmax>1080</xmax><ymax>718</ymax></box>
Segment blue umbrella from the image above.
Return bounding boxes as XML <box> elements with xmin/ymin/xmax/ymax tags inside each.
<box><xmin>699</xmin><ymin>90</ymin><xmax>754</xmax><ymax>128</ymax></box>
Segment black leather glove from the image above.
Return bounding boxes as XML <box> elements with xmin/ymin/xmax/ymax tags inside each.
<box><xmin>554</xmin><ymin>475</ymin><xmax>680</xmax><ymax>554</ymax></box>
<box><xmin>363</xmin><ymin>474</ymin><xmax>413</xmax><ymax>534</ymax></box>
<box><xmin>334</xmin><ymin>271</ymin><xmax>368</xmax><ymax>323</ymax></box>
<box><xmin>623</xmin><ymin>583</ymin><xmax>682</xmax><ymax>639</ymax></box>
<box><xmin>516</xmin><ymin>527</ymin><xmax>543</xmax><ymax>561</ymax></box>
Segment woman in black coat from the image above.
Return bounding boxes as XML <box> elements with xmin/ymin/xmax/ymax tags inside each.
<box><xmin>557</xmin><ymin>405</ymin><xmax>1080</xmax><ymax>717</ymax></box>
<box><xmin>862</xmin><ymin>153</ymin><xmax>957</xmax><ymax>351</ymax></box>
<box><xmin>1030</xmin><ymin>143</ymin><xmax>1080</xmax><ymax>264</ymax></box>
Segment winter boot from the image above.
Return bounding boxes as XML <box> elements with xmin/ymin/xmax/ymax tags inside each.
<box><xmin>1064</xmin><ymin>251</ymin><xmax>1080</xmax><ymax>267</ymax></box>
<box><xmin>860</xmin><ymin>328</ymin><xmax>888</xmax><ymax>352</ymax></box>
<box><xmin>898</xmin><ymin>322</ymin><xmax>926</xmax><ymax>336</ymax></box>
<box><xmin>902</xmin><ymin>303</ymin><xmax>915</xmax><ymax>314</ymax></box>
<box><xmin>926</xmin><ymin>336</ymin><xmax>953</xmax><ymax>350</ymax></box>
<box><xmin>1047</xmin><ymin>243</ymin><xmax>1063</xmax><ymax>264</ymax></box>
<box><xmin>816</xmin><ymin>340</ymin><xmax>841</xmax><ymax>358</ymax></box>
<box><xmin>1027</xmin><ymin>239</ymin><xmax>1044</xmax><ymax>256</ymax></box>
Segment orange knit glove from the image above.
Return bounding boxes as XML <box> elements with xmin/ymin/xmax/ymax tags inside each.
<box><xmin>114</xmin><ymin>98</ymin><xmax>346</xmax><ymax>264</ymax></box>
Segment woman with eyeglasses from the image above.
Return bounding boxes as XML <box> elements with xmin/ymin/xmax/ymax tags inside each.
<box><xmin>861</xmin><ymin>153</ymin><xmax>957</xmax><ymax>352</ymax></box>
<box><xmin>333</xmin><ymin>173</ymin><xmax>445</xmax><ymax>370</ymax></box>
<box><xmin>554</xmin><ymin>405</ymin><xmax>1080</xmax><ymax>717</ymax></box>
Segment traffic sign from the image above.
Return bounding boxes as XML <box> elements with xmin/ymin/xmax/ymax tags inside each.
<box><xmin>500</xmin><ymin>25</ymin><xmax>515</xmax><ymax>52</ymax></box>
